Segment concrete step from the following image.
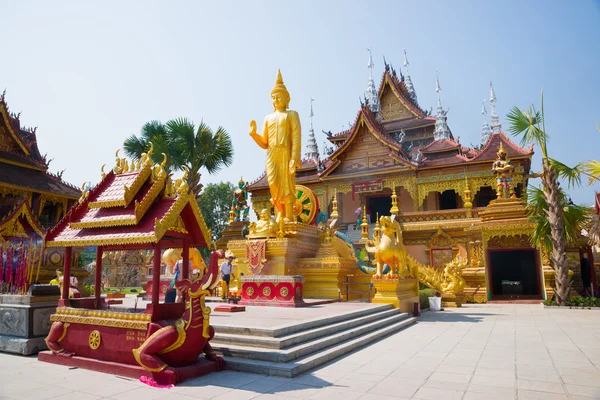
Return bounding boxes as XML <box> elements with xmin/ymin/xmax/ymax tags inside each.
<box><xmin>224</xmin><ymin>315</ymin><xmax>417</xmax><ymax>377</ymax></box>
<box><xmin>213</xmin><ymin>307</ymin><xmax>401</xmax><ymax>349</ymax></box>
<box><xmin>211</xmin><ymin>303</ymin><xmax>392</xmax><ymax>337</ymax></box>
<box><xmin>213</xmin><ymin>311</ymin><xmax>410</xmax><ymax>363</ymax></box>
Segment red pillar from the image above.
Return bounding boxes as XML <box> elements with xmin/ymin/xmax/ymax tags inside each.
<box><xmin>62</xmin><ymin>247</ymin><xmax>72</xmax><ymax>300</ymax></box>
<box><xmin>152</xmin><ymin>244</ymin><xmax>161</xmax><ymax>305</ymax></box>
<box><xmin>182</xmin><ymin>241</ymin><xmax>190</xmax><ymax>280</ymax></box>
<box><xmin>95</xmin><ymin>246</ymin><xmax>103</xmax><ymax>302</ymax></box>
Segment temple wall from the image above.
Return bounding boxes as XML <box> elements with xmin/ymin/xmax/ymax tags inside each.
<box><xmin>398</xmin><ymin>187</ymin><xmax>414</xmax><ymax>212</ymax></box>
<box><xmin>424</xmin><ymin>192</ymin><xmax>438</xmax><ymax>211</ymax></box>
<box><xmin>341</xmin><ymin>192</ymin><xmax>361</xmax><ymax>225</ymax></box>
<box><xmin>406</xmin><ymin>244</ymin><xmax>429</xmax><ymax>266</ymax></box>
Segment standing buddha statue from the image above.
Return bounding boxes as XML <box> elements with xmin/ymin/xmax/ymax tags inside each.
<box><xmin>491</xmin><ymin>142</ymin><xmax>516</xmax><ymax>199</ymax></box>
<box><xmin>249</xmin><ymin>70</ymin><xmax>302</xmax><ymax>222</ymax></box>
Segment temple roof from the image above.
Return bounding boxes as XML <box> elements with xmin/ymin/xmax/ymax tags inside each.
<box><xmin>0</xmin><ymin>198</ymin><xmax>45</xmax><ymax>241</ymax></box>
<box><xmin>420</xmin><ymin>138</ymin><xmax>460</xmax><ymax>154</ymax></box>
<box><xmin>0</xmin><ymin>161</ymin><xmax>81</xmax><ymax>198</ymax></box>
<box><xmin>45</xmin><ymin>156</ymin><xmax>211</xmax><ymax>248</ymax></box>
<box><xmin>469</xmin><ymin>132</ymin><xmax>533</xmax><ymax>162</ymax></box>
<box><xmin>378</xmin><ymin>70</ymin><xmax>427</xmax><ymax>118</ymax></box>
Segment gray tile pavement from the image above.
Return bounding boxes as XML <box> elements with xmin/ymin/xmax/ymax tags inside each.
<box><xmin>1</xmin><ymin>304</ymin><xmax>600</xmax><ymax>399</ymax></box>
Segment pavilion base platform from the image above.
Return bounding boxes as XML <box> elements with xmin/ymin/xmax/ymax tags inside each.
<box><xmin>38</xmin><ymin>352</ymin><xmax>218</xmax><ymax>385</ymax></box>
<box><xmin>209</xmin><ymin>302</ymin><xmax>416</xmax><ymax>377</ymax></box>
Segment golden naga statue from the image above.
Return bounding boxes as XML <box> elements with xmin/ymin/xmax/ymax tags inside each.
<box><xmin>491</xmin><ymin>142</ymin><xmax>516</xmax><ymax>199</ymax></box>
<box><xmin>366</xmin><ymin>215</ymin><xmax>412</xmax><ymax>279</ymax></box>
<box><xmin>249</xmin><ymin>70</ymin><xmax>302</xmax><ymax>223</ymax></box>
<box><xmin>247</xmin><ymin>208</ymin><xmax>278</xmax><ymax>239</ymax></box>
<box><xmin>414</xmin><ymin>255</ymin><xmax>467</xmax><ymax>295</ymax></box>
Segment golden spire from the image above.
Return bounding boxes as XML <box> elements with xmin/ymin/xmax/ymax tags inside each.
<box><xmin>330</xmin><ymin>188</ymin><xmax>339</xmax><ymax>219</ymax></box>
<box><xmin>374</xmin><ymin>212</ymin><xmax>381</xmax><ymax>239</ymax></box>
<box><xmin>390</xmin><ymin>184</ymin><xmax>399</xmax><ymax>216</ymax></box>
<box><xmin>361</xmin><ymin>205</ymin><xmax>369</xmax><ymax>241</ymax></box>
<box><xmin>464</xmin><ymin>176</ymin><xmax>473</xmax><ymax>217</ymax></box>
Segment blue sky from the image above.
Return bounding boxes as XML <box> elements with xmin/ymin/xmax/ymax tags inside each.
<box><xmin>1</xmin><ymin>1</ymin><xmax>599</xmax><ymax>204</ymax></box>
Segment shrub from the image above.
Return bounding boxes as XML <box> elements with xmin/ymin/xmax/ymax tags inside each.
<box><xmin>419</xmin><ymin>288</ymin><xmax>438</xmax><ymax>310</ymax></box>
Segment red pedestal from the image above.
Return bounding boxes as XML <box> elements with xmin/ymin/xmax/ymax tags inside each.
<box><xmin>238</xmin><ymin>276</ymin><xmax>305</xmax><ymax>307</ymax></box>
<box><xmin>214</xmin><ymin>304</ymin><xmax>246</xmax><ymax>312</ymax></box>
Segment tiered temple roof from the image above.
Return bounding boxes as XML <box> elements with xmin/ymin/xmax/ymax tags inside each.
<box><xmin>45</xmin><ymin>154</ymin><xmax>211</xmax><ymax>249</ymax></box>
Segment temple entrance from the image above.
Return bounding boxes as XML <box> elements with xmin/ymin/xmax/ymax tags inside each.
<box><xmin>367</xmin><ymin>195</ymin><xmax>391</xmax><ymax>220</ymax></box>
<box><xmin>488</xmin><ymin>249</ymin><xmax>542</xmax><ymax>300</ymax></box>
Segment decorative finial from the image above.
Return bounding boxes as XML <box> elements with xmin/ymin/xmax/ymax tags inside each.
<box><xmin>480</xmin><ymin>100</ymin><xmax>491</xmax><ymax>146</ymax></box>
<box><xmin>364</xmin><ymin>48</ymin><xmax>380</xmax><ymax>113</ymax></box>
<box><xmin>464</xmin><ymin>176</ymin><xmax>473</xmax><ymax>217</ymax></box>
<box><xmin>276</xmin><ymin>69</ymin><xmax>283</xmax><ymax>85</ymax></box>
<box><xmin>330</xmin><ymin>188</ymin><xmax>339</xmax><ymax>219</ymax></box>
<box><xmin>489</xmin><ymin>81</ymin><xmax>501</xmax><ymax>133</ymax></box>
<box><xmin>403</xmin><ymin>50</ymin><xmax>417</xmax><ymax>103</ymax></box>
<box><xmin>433</xmin><ymin>72</ymin><xmax>451</xmax><ymax>140</ymax></box>
<box><xmin>498</xmin><ymin>142</ymin><xmax>506</xmax><ymax>156</ymax></box>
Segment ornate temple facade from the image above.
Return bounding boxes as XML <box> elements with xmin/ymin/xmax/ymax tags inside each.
<box><xmin>246</xmin><ymin>54</ymin><xmax>562</xmax><ymax>303</ymax></box>
<box><xmin>0</xmin><ymin>92</ymin><xmax>82</xmax><ymax>284</ymax></box>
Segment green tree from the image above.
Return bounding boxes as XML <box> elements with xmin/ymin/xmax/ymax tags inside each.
<box><xmin>123</xmin><ymin>119</ymin><xmax>233</xmax><ymax>198</ymax></box>
<box><xmin>508</xmin><ymin>92</ymin><xmax>592</xmax><ymax>303</ymax></box>
<box><xmin>198</xmin><ymin>181</ymin><xmax>235</xmax><ymax>243</ymax></box>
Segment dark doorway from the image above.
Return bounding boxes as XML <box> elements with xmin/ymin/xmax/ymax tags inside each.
<box><xmin>367</xmin><ymin>195</ymin><xmax>391</xmax><ymax>220</ymax></box>
<box><xmin>476</xmin><ymin>186</ymin><xmax>496</xmax><ymax>207</ymax></box>
<box><xmin>440</xmin><ymin>190</ymin><xmax>457</xmax><ymax>210</ymax></box>
<box><xmin>489</xmin><ymin>249</ymin><xmax>541</xmax><ymax>299</ymax></box>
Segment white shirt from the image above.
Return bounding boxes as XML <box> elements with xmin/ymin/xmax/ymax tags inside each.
<box><xmin>220</xmin><ymin>261</ymin><xmax>233</xmax><ymax>275</ymax></box>
<box><xmin>70</xmin><ymin>276</ymin><xmax>78</xmax><ymax>287</ymax></box>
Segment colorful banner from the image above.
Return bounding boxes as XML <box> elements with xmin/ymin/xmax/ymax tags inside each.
<box><xmin>351</xmin><ymin>180</ymin><xmax>383</xmax><ymax>200</ymax></box>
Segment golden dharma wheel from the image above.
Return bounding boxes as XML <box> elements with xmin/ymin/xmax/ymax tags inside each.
<box><xmin>88</xmin><ymin>330</ymin><xmax>101</xmax><ymax>350</ymax></box>
<box><xmin>294</xmin><ymin>185</ymin><xmax>317</xmax><ymax>224</ymax></box>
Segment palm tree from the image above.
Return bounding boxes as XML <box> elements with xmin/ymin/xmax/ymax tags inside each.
<box><xmin>123</xmin><ymin>118</ymin><xmax>233</xmax><ymax>198</ymax></box>
<box><xmin>168</xmin><ymin>118</ymin><xmax>233</xmax><ymax>198</ymax></box>
<box><xmin>527</xmin><ymin>186</ymin><xmax>589</xmax><ymax>255</ymax></box>
<box><xmin>123</xmin><ymin>121</ymin><xmax>182</xmax><ymax>175</ymax></box>
<box><xmin>507</xmin><ymin>92</ymin><xmax>582</xmax><ymax>303</ymax></box>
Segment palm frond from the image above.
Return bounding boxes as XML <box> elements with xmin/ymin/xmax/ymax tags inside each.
<box><xmin>526</xmin><ymin>185</ymin><xmax>590</xmax><ymax>250</ymax></box>
<box><xmin>549</xmin><ymin>158</ymin><xmax>583</xmax><ymax>188</ymax></box>
<box><xmin>507</xmin><ymin>106</ymin><xmax>548</xmax><ymax>158</ymax></box>
<box><xmin>123</xmin><ymin>134</ymin><xmax>148</xmax><ymax>160</ymax></box>
<box><xmin>583</xmin><ymin>160</ymin><xmax>600</xmax><ymax>186</ymax></box>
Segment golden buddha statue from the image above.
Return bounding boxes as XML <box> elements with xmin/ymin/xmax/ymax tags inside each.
<box><xmin>491</xmin><ymin>143</ymin><xmax>515</xmax><ymax>199</ymax></box>
<box><xmin>249</xmin><ymin>70</ymin><xmax>302</xmax><ymax>222</ymax></box>
<box><xmin>247</xmin><ymin>208</ymin><xmax>278</xmax><ymax>239</ymax></box>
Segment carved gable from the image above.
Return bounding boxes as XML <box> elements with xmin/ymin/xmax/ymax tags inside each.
<box><xmin>379</xmin><ymin>83</ymin><xmax>413</xmax><ymax>121</ymax></box>
<box><xmin>331</xmin><ymin>124</ymin><xmax>404</xmax><ymax>175</ymax></box>
<box><xmin>0</xmin><ymin>125</ymin><xmax>15</xmax><ymax>152</ymax></box>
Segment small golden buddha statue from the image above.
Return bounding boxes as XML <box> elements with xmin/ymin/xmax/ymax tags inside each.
<box><xmin>249</xmin><ymin>70</ymin><xmax>302</xmax><ymax>222</ymax></box>
<box><xmin>247</xmin><ymin>209</ymin><xmax>278</xmax><ymax>238</ymax></box>
<box><xmin>491</xmin><ymin>143</ymin><xmax>515</xmax><ymax>199</ymax></box>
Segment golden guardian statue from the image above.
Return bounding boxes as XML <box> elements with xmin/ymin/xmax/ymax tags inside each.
<box><xmin>249</xmin><ymin>70</ymin><xmax>302</xmax><ymax>222</ymax></box>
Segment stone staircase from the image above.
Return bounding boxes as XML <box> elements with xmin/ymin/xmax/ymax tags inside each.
<box><xmin>211</xmin><ymin>303</ymin><xmax>416</xmax><ymax>377</ymax></box>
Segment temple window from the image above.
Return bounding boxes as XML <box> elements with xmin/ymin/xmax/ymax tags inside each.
<box><xmin>475</xmin><ymin>186</ymin><xmax>496</xmax><ymax>207</ymax></box>
<box><xmin>439</xmin><ymin>190</ymin><xmax>458</xmax><ymax>210</ymax></box>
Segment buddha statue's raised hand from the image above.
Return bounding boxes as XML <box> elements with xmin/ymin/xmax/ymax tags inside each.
<box><xmin>249</xmin><ymin>120</ymin><xmax>257</xmax><ymax>136</ymax></box>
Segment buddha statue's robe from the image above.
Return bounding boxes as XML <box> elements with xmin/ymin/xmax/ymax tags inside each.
<box><xmin>260</xmin><ymin>110</ymin><xmax>302</xmax><ymax>209</ymax></box>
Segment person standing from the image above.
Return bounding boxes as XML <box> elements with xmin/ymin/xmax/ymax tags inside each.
<box><xmin>581</xmin><ymin>253</ymin><xmax>592</xmax><ymax>297</ymax></box>
<box><xmin>220</xmin><ymin>255</ymin><xmax>235</xmax><ymax>299</ymax></box>
<box><xmin>69</xmin><ymin>273</ymin><xmax>78</xmax><ymax>288</ymax></box>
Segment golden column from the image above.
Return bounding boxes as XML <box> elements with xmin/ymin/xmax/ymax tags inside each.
<box><xmin>360</xmin><ymin>205</ymin><xmax>369</xmax><ymax>242</ymax></box>
<box><xmin>464</xmin><ymin>176</ymin><xmax>473</xmax><ymax>218</ymax></box>
<box><xmin>373</xmin><ymin>212</ymin><xmax>381</xmax><ymax>240</ymax></box>
<box><xmin>390</xmin><ymin>186</ymin><xmax>399</xmax><ymax>217</ymax></box>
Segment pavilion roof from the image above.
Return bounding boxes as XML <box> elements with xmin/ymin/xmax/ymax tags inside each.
<box><xmin>45</xmin><ymin>155</ymin><xmax>211</xmax><ymax>248</ymax></box>
<box><xmin>0</xmin><ymin>198</ymin><xmax>45</xmax><ymax>241</ymax></box>
<box><xmin>469</xmin><ymin>132</ymin><xmax>533</xmax><ymax>162</ymax></box>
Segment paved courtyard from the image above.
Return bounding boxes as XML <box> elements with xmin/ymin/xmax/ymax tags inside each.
<box><xmin>1</xmin><ymin>304</ymin><xmax>599</xmax><ymax>400</ymax></box>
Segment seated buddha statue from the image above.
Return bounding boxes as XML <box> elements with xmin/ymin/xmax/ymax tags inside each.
<box><xmin>247</xmin><ymin>209</ymin><xmax>278</xmax><ymax>239</ymax></box>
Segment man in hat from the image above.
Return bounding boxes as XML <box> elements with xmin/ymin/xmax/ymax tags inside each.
<box><xmin>220</xmin><ymin>253</ymin><xmax>236</xmax><ymax>299</ymax></box>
